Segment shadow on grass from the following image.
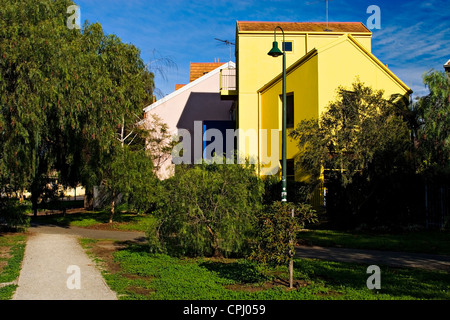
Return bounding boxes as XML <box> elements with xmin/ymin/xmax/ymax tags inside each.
<box><xmin>30</xmin><ymin>208</ymin><xmax>146</xmax><ymax>228</ymax></box>
<box><xmin>199</xmin><ymin>260</ymin><xmax>268</xmax><ymax>284</ymax></box>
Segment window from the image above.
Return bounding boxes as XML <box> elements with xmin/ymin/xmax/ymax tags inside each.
<box><xmin>286</xmin><ymin>93</ymin><xmax>294</xmax><ymax>128</ymax></box>
<box><xmin>279</xmin><ymin>93</ymin><xmax>294</xmax><ymax>129</ymax></box>
<box><xmin>282</xmin><ymin>41</ymin><xmax>293</xmax><ymax>52</ymax></box>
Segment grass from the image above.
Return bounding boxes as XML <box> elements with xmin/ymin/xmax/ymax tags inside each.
<box><xmin>299</xmin><ymin>229</ymin><xmax>450</xmax><ymax>256</ymax></box>
<box><xmin>82</xmin><ymin>240</ymin><xmax>450</xmax><ymax>300</ymax></box>
<box><xmin>0</xmin><ymin>233</ymin><xmax>26</xmax><ymax>300</ymax></box>
<box><xmin>32</xmin><ymin>206</ymin><xmax>154</xmax><ymax>232</ymax></box>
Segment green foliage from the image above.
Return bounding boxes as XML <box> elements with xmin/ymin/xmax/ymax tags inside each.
<box><xmin>149</xmin><ymin>161</ymin><xmax>265</xmax><ymax>257</ymax></box>
<box><xmin>415</xmin><ymin>70</ymin><xmax>450</xmax><ymax>175</ymax></box>
<box><xmin>0</xmin><ymin>200</ymin><xmax>30</xmax><ymax>230</ymax></box>
<box><xmin>250</xmin><ymin>201</ymin><xmax>317</xmax><ymax>266</ymax></box>
<box><xmin>0</xmin><ymin>0</ymin><xmax>154</xmax><ymax>214</ymax></box>
<box><xmin>101</xmin><ymin>146</ymin><xmax>157</xmax><ymax>221</ymax></box>
<box><xmin>290</xmin><ymin>81</ymin><xmax>417</xmax><ymax>228</ymax></box>
<box><xmin>290</xmin><ymin>80</ymin><xmax>413</xmax><ymax>186</ymax></box>
<box><xmin>262</xmin><ymin>175</ymin><xmax>317</xmax><ymax>205</ymax></box>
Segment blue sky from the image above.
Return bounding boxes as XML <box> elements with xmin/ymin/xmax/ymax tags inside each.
<box><xmin>74</xmin><ymin>0</ymin><xmax>450</xmax><ymax>101</ymax></box>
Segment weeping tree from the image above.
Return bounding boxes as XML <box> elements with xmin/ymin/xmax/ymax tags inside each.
<box><xmin>150</xmin><ymin>161</ymin><xmax>265</xmax><ymax>257</ymax></box>
<box><xmin>0</xmin><ymin>0</ymin><xmax>155</xmax><ymax>218</ymax></box>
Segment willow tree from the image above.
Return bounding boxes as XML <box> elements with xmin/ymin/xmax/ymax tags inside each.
<box><xmin>0</xmin><ymin>0</ymin><xmax>155</xmax><ymax>216</ymax></box>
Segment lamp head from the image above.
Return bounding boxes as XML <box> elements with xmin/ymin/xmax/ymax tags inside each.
<box><xmin>268</xmin><ymin>41</ymin><xmax>283</xmax><ymax>57</ymax></box>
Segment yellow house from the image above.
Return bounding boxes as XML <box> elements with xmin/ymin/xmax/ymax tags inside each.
<box><xmin>223</xmin><ymin>21</ymin><xmax>412</xmax><ymax>177</ymax></box>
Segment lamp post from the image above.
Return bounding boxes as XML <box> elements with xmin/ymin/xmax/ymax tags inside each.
<box><xmin>268</xmin><ymin>26</ymin><xmax>287</xmax><ymax>202</ymax></box>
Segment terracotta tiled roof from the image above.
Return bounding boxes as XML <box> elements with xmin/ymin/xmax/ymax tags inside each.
<box><xmin>190</xmin><ymin>62</ymin><xmax>225</xmax><ymax>82</ymax></box>
<box><xmin>237</xmin><ymin>21</ymin><xmax>371</xmax><ymax>33</ymax></box>
<box><xmin>175</xmin><ymin>84</ymin><xmax>186</xmax><ymax>90</ymax></box>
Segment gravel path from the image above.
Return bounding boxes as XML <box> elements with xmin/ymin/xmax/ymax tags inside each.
<box><xmin>13</xmin><ymin>233</ymin><xmax>118</xmax><ymax>300</ymax></box>
<box><xmin>12</xmin><ymin>223</ymin><xmax>145</xmax><ymax>300</ymax></box>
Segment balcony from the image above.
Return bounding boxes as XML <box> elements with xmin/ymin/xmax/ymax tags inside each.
<box><xmin>220</xmin><ymin>67</ymin><xmax>237</xmax><ymax>100</ymax></box>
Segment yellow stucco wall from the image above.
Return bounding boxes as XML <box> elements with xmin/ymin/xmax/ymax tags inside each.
<box><xmin>236</xmin><ymin>30</ymin><xmax>372</xmax><ymax>162</ymax></box>
<box><xmin>256</xmin><ymin>34</ymin><xmax>411</xmax><ymax>178</ymax></box>
<box><xmin>317</xmin><ymin>35</ymin><xmax>411</xmax><ymax>116</ymax></box>
<box><xmin>259</xmin><ymin>53</ymin><xmax>319</xmax><ymax>164</ymax></box>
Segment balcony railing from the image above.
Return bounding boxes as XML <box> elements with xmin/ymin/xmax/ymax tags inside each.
<box><xmin>220</xmin><ymin>68</ymin><xmax>236</xmax><ymax>91</ymax></box>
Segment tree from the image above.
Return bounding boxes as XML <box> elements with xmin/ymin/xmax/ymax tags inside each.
<box><xmin>150</xmin><ymin>160</ymin><xmax>265</xmax><ymax>257</ymax></box>
<box><xmin>290</xmin><ymin>81</ymin><xmax>414</xmax><ymax>227</ymax></box>
<box><xmin>142</xmin><ymin>113</ymin><xmax>177</xmax><ymax>178</ymax></box>
<box><xmin>414</xmin><ymin>70</ymin><xmax>450</xmax><ymax>175</ymax></box>
<box><xmin>250</xmin><ymin>202</ymin><xmax>317</xmax><ymax>289</ymax></box>
<box><xmin>290</xmin><ymin>81</ymin><xmax>412</xmax><ymax>186</ymax></box>
<box><xmin>0</xmin><ymin>0</ymin><xmax>155</xmax><ymax>217</ymax></box>
<box><xmin>101</xmin><ymin>146</ymin><xmax>156</xmax><ymax>223</ymax></box>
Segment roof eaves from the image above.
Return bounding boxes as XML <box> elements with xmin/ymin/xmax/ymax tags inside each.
<box><xmin>143</xmin><ymin>61</ymin><xmax>236</xmax><ymax>112</ymax></box>
<box><xmin>345</xmin><ymin>34</ymin><xmax>413</xmax><ymax>94</ymax></box>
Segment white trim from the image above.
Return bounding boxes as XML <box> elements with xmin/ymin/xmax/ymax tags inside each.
<box><xmin>143</xmin><ymin>61</ymin><xmax>236</xmax><ymax>113</ymax></box>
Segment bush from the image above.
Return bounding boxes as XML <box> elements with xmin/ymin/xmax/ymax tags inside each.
<box><xmin>0</xmin><ymin>200</ymin><xmax>31</xmax><ymax>231</ymax></box>
<box><xmin>250</xmin><ymin>201</ymin><xmax>317</xmax><ymax>288</ymax></box>
<box><xmin>262</xmin><ymin>175</ymin><xmax>317</xmax><ymax>205</ymax></box>
<box><xmin>149</xmin><ymin>161</ymin><xmax>265</xmax><ymax>257</ymax></box>
<box><xmin>250</xmin><ymin>201</ymin><xmax>317</xmax><ymax>266</ymax></box>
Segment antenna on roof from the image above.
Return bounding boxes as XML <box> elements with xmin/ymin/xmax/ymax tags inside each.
<box><xmin>215</xmin><ymin>38</ymin><xmax>235</xmax><ymax>64</ymax></box>
<box><xmin>306</xmin><ymin>0</ymin><xmax>334</xmax><ymax>31</ymax></box>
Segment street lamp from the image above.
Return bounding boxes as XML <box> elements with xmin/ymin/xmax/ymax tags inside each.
<box><xmin>268</xmin><ymin>26</ymin><xmax>287</xmax><ymax>202</ymax></box>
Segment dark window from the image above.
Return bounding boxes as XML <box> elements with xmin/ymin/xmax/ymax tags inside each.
<box><xmin>286</xmin><ymin>94</ymin><xmax>294</xmax><ymax>128</ymax></box>
<box><xmin>287</xmin><ymin>159</ymin><xmax>295</xmax><ymax>180</ymax></box>
<box><xmin>282</xmin><ymin>41</ymin><xmax>293</xmax><ymax>52</ymax></box>
<box><xmin>279</xmin><ymin>93</ymin><xmax>294</xmax><ymax>128</ymax></box>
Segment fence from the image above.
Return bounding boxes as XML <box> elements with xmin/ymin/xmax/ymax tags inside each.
<box><xmin>425</xmin><ymin>183</ymin><xmax>450</xmax><ymax>229</ymax></box>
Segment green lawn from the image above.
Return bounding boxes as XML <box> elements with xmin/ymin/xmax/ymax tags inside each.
<box><xmin>32</xmin><ymin>207</ymin><xmax>154</xmax><ymax>232</ymax></box>
<box><xmin>299</xmin><ymin>229</ymin><xmax>450</xmax><ymax>256</ymax></box>
<box><xmin>82</xmin><ymin>240</ymin><xmax>450</xmax><ymax>300</ymax></box>
<box><xmin>0</xmin><ymin>233</ymin><xmax>26</xmax><ymax>300</ymax></box>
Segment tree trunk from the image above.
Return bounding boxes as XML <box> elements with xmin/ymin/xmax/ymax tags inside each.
<box><xmin>206</xmin><ymin>224</ymin><xmax>222</xmax><ymax>258</ymax></box>
<box><xmin>32</xmin><ymin>198</ymin><xmax>38</xmax><ymax>217</ymax></box>
<box><xmin>31</xmin><ymin>188</ymin><xmax>39</xmax><ymax>217</ymax></box>
<box><xmin>84</xmin><ymin>188</ymin><xmax>94</xmax><ymax>210</ymax></box>
<box><xmin>289</xmin><ymin>257</ymin><xmax>294</xmax><ymax>289</ymax></box>
<box><xmin>289</xmin><ymin>207</ymin><xmax>295</xmax><ymax>289</ymax></box>
<box><xmin>109</xmin><ymin>192</ymin><xmax>115</xmax><ymax>224</ymax></box>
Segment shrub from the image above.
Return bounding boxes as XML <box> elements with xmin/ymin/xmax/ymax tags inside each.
<box><xmin>250</xmin><ymin>201</ymin><xmax>317</xmax><ymax>288</ymax></box>
<box><xmin>149</xmin><ymin>161</ymin><xmax>265</xmax><ymax>257</ymax></box>
<box><xmin>0</xmin><ymin>200</ymin><xmax>31</xmax><ymax>231</ymax></box>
